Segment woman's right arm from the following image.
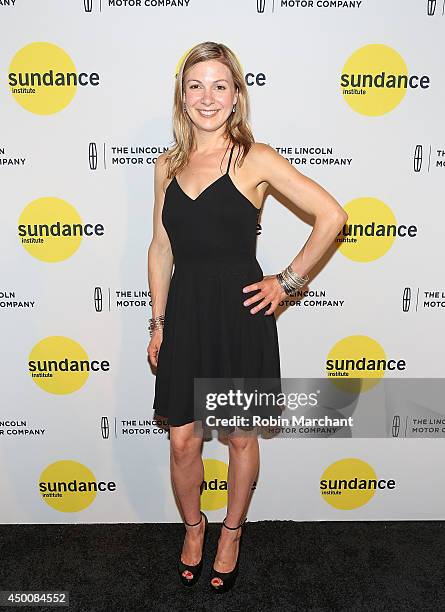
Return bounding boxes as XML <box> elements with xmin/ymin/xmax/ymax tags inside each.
<box><xmin>147</xmin><ymin>153</ymin><xmax>174</xmax><ymax>367</ymax></box>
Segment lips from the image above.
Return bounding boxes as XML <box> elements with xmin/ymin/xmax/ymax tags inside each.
<box><xmin>197</xmin><ymin>109</ymin><xmax>219</xmax><ymax>117</ymax></box>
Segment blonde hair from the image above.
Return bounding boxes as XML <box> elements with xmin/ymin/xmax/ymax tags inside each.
<box><xmin>164</xmin><ymin>41</ymin><xmax>255</xmax><ymax>180</ymax></box>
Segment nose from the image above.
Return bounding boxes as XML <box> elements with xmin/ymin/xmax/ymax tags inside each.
<box><xmin>201</xmin><ymin>88</ymin><xmax>215</xmax><ymax>105</ymax></box>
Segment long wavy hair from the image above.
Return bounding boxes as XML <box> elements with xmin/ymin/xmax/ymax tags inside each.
<box><xmin>164</xmin><ymin>41</ymin><xmax>255</xmax><ymax>181</ymax></box>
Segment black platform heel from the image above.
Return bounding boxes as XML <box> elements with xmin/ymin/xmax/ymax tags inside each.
<box><xmin>178</xmin><ymin>510</ymin><xmax>209</xmax><ymax>587</ymax></box>
<box><xmin>209</xmin><ymin>515</ymin><xmax>247</xmax><ymax>594</ymax></box>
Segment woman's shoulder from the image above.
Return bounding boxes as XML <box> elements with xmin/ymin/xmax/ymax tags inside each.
<box><xmin>154</xmin><ymin>151</ymin><xmax>174</xmax><ymax>194</ymax></box>
<box><xmin>238</xmin><ymin>142</ymin><xmax>280</xmax><ymax>179</ymax></box>
<box><xmin>155</xmin><ymin>150</ymin><xmax>171</xmax><ymax>169</ymax></box>
<box><xmin>249</xmin><ymin>141</ymin><xmax>273</xmax><ymax>152</ymax></box>
<box><xmin>241</xmin><ymin>141</ymin><xmax>277</xmax><ymax>167</ymax></box>
<box><xmin>246</xmin><ymin>141</ymin><xmax>276</xmax><ymax>158</ymax></box>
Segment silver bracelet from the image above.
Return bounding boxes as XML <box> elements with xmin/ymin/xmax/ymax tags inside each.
<box><xmin>149</xmin><ymin>315</ymin><xmax>165</xmax><ymax>337</ymax></box>
<box><xmin>276</xmin><ymin>265</ymin><xmax>309</xmax><ymax>297</ymax></box>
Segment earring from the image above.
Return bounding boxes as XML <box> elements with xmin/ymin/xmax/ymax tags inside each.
<box><xmin>183</xmin><ymin>103</ymin><xmax>186</xmax><ymax>111</ymax></box>
<box><xmin>232</xmin><ymin>104</ymin><xmax>236</xmax><ymax>113</ymax></box>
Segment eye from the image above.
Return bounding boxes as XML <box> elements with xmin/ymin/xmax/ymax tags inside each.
<box><xmin>189</xmin><ymin>84</ymin><xmax>200</xmax><ymax>89</ymax></box>
<box><xmin>216</xmin><ymin>85</ymin><xmax>226</xmax><ymax>90</ymax></box>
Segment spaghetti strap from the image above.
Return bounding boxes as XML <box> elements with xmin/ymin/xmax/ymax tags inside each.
<box><xmin>225</xmin><ymin>143</ymin><xmax>236</xmax><ymax>174</ymax></box>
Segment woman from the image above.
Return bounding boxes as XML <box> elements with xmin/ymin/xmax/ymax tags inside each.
<box><xmin>147</xmin><ymin>41</ymin><xmax>347</xmax><ymax>593</ymax></box>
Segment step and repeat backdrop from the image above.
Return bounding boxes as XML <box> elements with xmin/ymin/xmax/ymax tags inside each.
<box><xmin>1</xmin><ymin>0</ymin><xmax>444</xmax><ymax>524</ymax></box>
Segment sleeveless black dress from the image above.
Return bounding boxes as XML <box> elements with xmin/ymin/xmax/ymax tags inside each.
<box><xmin>152</xmin><ymin>143</ymin><xmax>281</xmax><ymax>427</ymax></box>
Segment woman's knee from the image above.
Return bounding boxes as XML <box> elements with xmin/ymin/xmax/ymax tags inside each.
<box><xmin>228</xmin><ymin>434</ymin><xmax>258</xmax><ymax>453</ymax></box>
<box><xmin>170</xmin><ymin>426</ymin><xmax>202</xmax><ymax>461</ymax></box>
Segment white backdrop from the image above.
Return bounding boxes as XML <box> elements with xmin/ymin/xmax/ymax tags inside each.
<box><xmin>1</xmin><ymin>0</ymin><xmax>444</xmax><ymax>523</ymax></box>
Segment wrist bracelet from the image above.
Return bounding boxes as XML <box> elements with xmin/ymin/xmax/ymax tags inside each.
<box><xmin>149</xmin><ymin>314</ymin><xmax>165</xmax><ymax>337</ymax></box>
<box><xmin>276</xmin><ymin>265</ymin><xmax>309</xmax><ymax>297</ymax></box>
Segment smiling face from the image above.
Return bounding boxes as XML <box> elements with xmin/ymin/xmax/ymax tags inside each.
<box><xmin>182</xmin><ymin>59</ymin><xmax>238</xmax><ymax>132</ymax></box>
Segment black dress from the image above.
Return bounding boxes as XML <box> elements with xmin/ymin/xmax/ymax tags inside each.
<box><xmin>152</xmin><ymin>143</ymin><xmax>281</xmax><ymax>427</ymax></box>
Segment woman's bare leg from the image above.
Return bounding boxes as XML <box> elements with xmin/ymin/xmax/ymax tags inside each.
<box><xmin>170</xmin><ymin>422</ymin><xmax>205</xmax><ymax>580</ymax></box>
<box><xmin>211</xmin><ymin>432</ymin><xmax>258</xmax><ymax>587</ymax></box>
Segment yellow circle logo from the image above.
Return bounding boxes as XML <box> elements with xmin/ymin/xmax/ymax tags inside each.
<box><xmin>326</xmin><ymin>335</ymin><xmax>387</xmax><ymax>391</ymax></box>
<box><xmin>320</xmin><ymin>458</ymin><xmax>387</xmax><ymax>510</ymax></box>
<box><xmin>341</xmin><ymin>44</ymin><xmax>410</xmax><ymax>116</ymax></box>
<box><xmin>9</xmin><ymin>42</ymin><xmax>78</xmax><ymax>114</ymax></box>
<box><xmin>201</xmin><ymin>459</ymin><xmax>228</xmax><ymax>511</ymax></box>
<box><xmin>18</xmin><ymin>196</ymin><xmax>104</xmax><ymax>262</ymax></box>
<box><xmin>337</xmin><ymin>197</ymin><xmax>400</xmax><ymax>262</ymax></box>
<box><xmin>39</xmin><ymin>460</ymin><xmax>98</xmax><ymax>512</ymax></box>
<box><xmin>28</xmin><ymin>336</ymin><xmax>96</xmax><ymax>394</ymax></box>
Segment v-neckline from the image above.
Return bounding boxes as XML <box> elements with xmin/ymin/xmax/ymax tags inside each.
<box><xmin>174</xmin><ymin>174</ymin><xmax>227</xmax><ymax>202</ymax></box>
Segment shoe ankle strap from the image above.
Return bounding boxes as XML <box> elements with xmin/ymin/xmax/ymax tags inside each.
<box><xmin>222</xmin><ymin>515</ymin><xmax>247</xmax><ymax>530</ymax></box>
<box><xmin>184</xmin><ymin>510</ymin><xmax>203</xmax><ymax>527</ymax></box>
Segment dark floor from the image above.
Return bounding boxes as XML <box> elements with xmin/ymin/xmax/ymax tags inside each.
<box><xmin>1</xmin><ymin>520</ymin><xmax>444</xmax><ymax>611</ymax></box>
